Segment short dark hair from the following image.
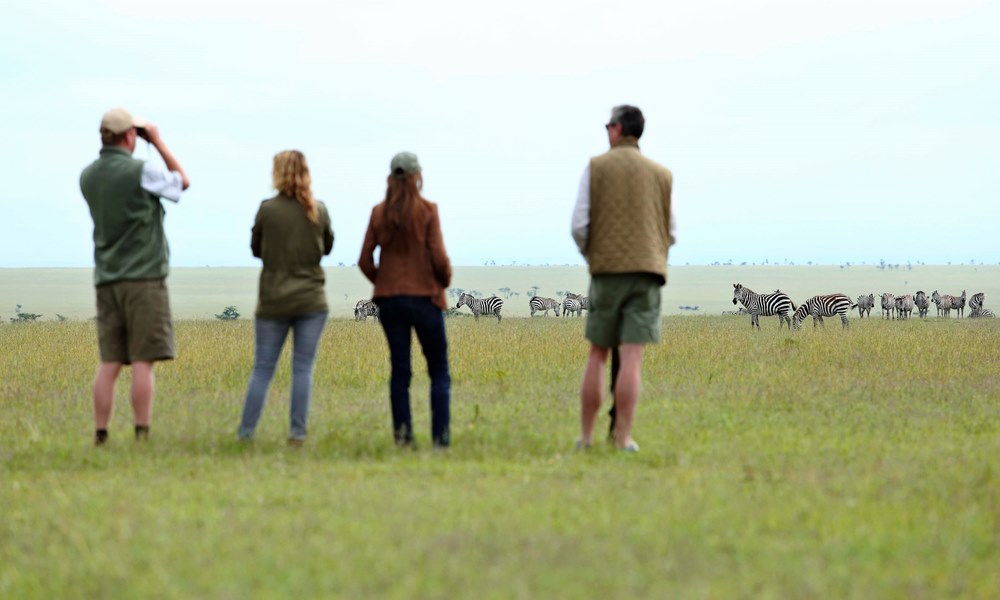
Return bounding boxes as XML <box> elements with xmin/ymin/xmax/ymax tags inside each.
<box><xmin>609</xmin><ymin>105</ymin><xmax>644</xmax><ymax>139</ymax></box>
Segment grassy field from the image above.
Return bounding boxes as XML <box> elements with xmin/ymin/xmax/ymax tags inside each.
<box><xmin>1</xmin><ymin>314</ymin><xmax>999</xmax><ymax>598</ymax></box>
<box><xmin>2</xmin><ymin>264</ymin><xmax>1000</xmax><ymax>321</ymax></box>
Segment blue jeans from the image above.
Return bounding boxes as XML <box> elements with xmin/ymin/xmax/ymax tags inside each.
<box><xmin>375</xmin><ymin>297</ymin><xmax>451</xmax><ymax>447</ymax></box>
<box><xmin>238</xmin><ymin>311</ymin><xmax>328</xmax><ymax>440</ymax></box>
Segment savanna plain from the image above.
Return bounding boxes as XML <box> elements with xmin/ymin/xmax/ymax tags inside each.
<box><xmin>1</xmin><ymin>266</ymin><xmax>999</xmax><ymax>598</ymax></box>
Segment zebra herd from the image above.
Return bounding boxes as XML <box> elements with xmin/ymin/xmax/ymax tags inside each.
<box><xmin>352</xmin><ymin>292</ymin><xmax>593</xmax><ymax>323</ymax></box>
<box><xmin>732</xmin><ymin>283</ymin><xmax>995</xmax><ymax>330</ymax></box>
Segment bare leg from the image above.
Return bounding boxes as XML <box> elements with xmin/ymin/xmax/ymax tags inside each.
<box><xmin>612</xmin><ymin>343</ymin><xmax>646</xmax><ymax>449</ymax></box>
<box><xmin>130</xmin><ymin>361</ymin><xmax>155</xmax><ymax>427</ymax></box>
<box><xmin>94</xmin><ymin>362</ymin><xmax>123</xmax><ymax>429</ymax></box>
<box><xmin>579</xmin><ymin>344</ymin><xmax>609</xmax><ymax>446</ymax></box>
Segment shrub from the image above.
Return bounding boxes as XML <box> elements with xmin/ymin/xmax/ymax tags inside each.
<box><xmin>215</xmin><ymin>306</ymin><xmax>241</xmax><ymax>321</ymax></box>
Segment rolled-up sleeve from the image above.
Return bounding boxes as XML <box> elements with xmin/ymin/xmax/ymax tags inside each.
<box><xmin>571</xmin><ymin>164</ymin><xmax>590</xmax><ymax>255</ymax></box>
<box><xmin>140</xmin><ymin>162</ymin><xmax>184</xmax><ymax>202</ymax></box>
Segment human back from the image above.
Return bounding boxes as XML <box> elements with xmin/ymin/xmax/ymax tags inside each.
<box><xmin>587</xmin><ymin>139</ymin><xmax>673</xmax><ymax>282</ymax></box>
<box><xmin>251</xmin><ymin>150</ymin><xmax>333</xmax><ymax>318</ymax></box>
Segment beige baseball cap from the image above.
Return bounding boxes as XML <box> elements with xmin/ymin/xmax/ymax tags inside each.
<box><xmin>99</xmin><ymin>108</ymin><xmax>146</xmax><ymax>134</ymax></box>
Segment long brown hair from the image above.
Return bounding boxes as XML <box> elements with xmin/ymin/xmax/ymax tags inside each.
<box><xmin>383</xmin><ymin>172</ymin><xmax>424</xmax><ymax>241</ymax></box>
<box><xmin>272</xmin><ymin>150</ymin><xmax>319</xmax><ymax>225</ymax></box>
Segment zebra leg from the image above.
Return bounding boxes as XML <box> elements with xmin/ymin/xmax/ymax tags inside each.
<box><xmin>496</xmin><ymin>309</ymin><xmax>502</xmax><ymax>323</ymax></box>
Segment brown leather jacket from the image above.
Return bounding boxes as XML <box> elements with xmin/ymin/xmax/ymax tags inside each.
<box><xmin>358</xmin><ymin>198</ymin><xmax>452</xmax><ymax>310</ymax></box>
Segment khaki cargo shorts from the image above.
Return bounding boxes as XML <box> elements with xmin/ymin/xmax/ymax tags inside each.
<box><xmin>585</xmin><ymin>273</ymin><xmax>663</xmax><ymax>348</ymax></box>
<box><xmin>95</xmin><ymin>278</ymin><xmax>175</xmax><ymax>364</ymax></box>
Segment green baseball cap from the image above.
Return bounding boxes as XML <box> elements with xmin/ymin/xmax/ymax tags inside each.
<box><xmin>390</xmin><ymin>152</ymin><xmax>421</xmax><ymax>176</ymax></box>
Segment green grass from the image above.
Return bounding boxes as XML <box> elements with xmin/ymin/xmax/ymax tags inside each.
<box><xmin>2</xmin><ymin>316</ymin><xmax>999</xmax><ymax>598</ymax></box>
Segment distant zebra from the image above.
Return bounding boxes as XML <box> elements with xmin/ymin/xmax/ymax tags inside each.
<box><xmin>969</xmin><ymin>292</ymin><xmax>985</xmax><ymax>312</ymax></box>
<box><xmin>881</xmin><ymin>293</ymin><xmax>895</xmax><ymax>319</ymax></box>
<box><xmin>732</xmin><ymin>283</ymin><xmax>795</xmax><ymax>329</ymax></box>
<box><xmin>529</xmin><ymin>296</ymin><xmax>560</xmax><ymax>317</ymax></box>
<box><xmin>914</xmin><ymin>291</ymin><xmax>930</xmax><ymax>318</ymax></box>
<box><xmin>894</xmin><ymin>295</ymin><xmax>914</xmax><ymax>320</ymax></box>
<box><xmin>953</xmin><ymin>290</ymin><xmax>966</xmax><ymax>318</ymax></box>
<box><xmin>354</xmin><ymin>299</ymin><xmax>379</xmax><ymax>321</ymax></box>
<box><xmin>931</xmin><ymin>291</ymin><xmax>956</xmax><ymax>317</ymax></box>
<box><xmin>721</xmin><ymin>308</ymin><xmax>751</xmax><ymax>316</ymax></box>
<box><xmin>566</xmin><ymin>292</ymin><xmax>590</xmax><ymax>313</ymax></box>
<box><xmin>456</xmin><ymin>292</ymin><xmax>503</xmax><ymax>322</ymax></box>
<box><xmin>563</xmin><ymin>292</ymin><xmax>589</xmax><ymax>318</ymax></box>
<box><xmin>969</xmin><ymin>308</ymin><xmax>995</xmax><ymax>318</ymax></box>
<box><xmin>792</xmin><ymin>294</ymin><xmax>855</xmax><ymax>329</ymax></box>
<box><xmin>563</xmin><ymin>297</ymin><xmax>582</xmax><ymax>317</ymax></box>
<box><xmin>856</xmin><ymin>294</ymin><xmax>875</xmax><ymax>318</ymax></box>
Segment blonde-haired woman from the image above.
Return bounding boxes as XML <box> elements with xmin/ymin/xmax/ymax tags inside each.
<box><xmin>238</xmin><ymin>150</ymin><xmax>334</xmax><ymax>445</ymax></box>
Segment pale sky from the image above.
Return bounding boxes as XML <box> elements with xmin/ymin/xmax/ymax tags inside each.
<box><xmin>1</xmin><ymin>0</ymin><xmax>997</xmax><ymax>268</ymax></box>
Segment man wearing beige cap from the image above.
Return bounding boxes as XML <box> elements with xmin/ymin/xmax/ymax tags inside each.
<box><xmin>79</xmin><ymin>108</ymin><xmax>190</xmax><ymax>446</ymax></box>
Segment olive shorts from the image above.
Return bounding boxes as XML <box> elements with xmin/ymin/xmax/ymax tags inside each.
<box><xmin>95</xmin><ymin>278</ymin><xmax>175</xmax><ymax>364</ymax></box>
<box><xmin>584</xmin><ymin>273</ymin><xmax>663</xmax><ymax>348</ymax></box>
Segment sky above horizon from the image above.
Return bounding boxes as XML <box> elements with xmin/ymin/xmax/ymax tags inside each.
<box><xmin>1</xmin><ymin>0</ymin><xmax>998</xmax><ymax>268</ymax></box>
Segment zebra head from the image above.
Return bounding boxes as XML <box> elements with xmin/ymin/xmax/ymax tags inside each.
<box><xmin>881</xmin><ymin>293</ymin><xmax>895</xmax><ymax>309</ymax></box>
<box><xmin>732</xmin><ymin>283</ymin><xmax>746</xmax><ymax>305</ymax></box>
<box><xmin>791</xmin><ymin>304</ymin><xmax>808</xmax><ymax>330</ymax></box>
<box><xmin>456</xmin><ymin>292</ymin><xmax>471</xmax><ymax>309</ymax></box>
<box><xmin>553</xmin><ymin>302</ymin><xmax>561</xmax><ymax>316</ymax></box>
<box><xmin>931</xmin><ymin>290</ymin><xmax>940</xmax><ymax>304</ymax></box>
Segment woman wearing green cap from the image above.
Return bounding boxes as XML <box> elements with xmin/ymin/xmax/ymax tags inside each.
<box><xmin>359</xmin><ymin>152</ymin><xmax>453</xmax><ymax>447</ymax></box>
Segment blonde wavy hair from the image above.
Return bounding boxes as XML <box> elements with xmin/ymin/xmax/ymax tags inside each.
<box><xmin>272</xmin><ymin>150</ymin><xmax>319</xmax><ymax>224</ymax></box>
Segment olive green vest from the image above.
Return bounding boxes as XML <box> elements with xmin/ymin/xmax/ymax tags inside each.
<box><xmin>80</xmin><ymin>147</ymin><xmax>169</xmax><ymax>286</ymax></box>
<box><xmin>587</xmin><ymin>137</ymin><xmax>673</xmax><ymax>283</ymax></box>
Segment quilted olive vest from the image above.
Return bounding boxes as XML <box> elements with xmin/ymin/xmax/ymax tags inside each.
<box><xmin>587</xmin><ymin>137</ymin><xmax>673</xmax><ymax>283</ymax></box>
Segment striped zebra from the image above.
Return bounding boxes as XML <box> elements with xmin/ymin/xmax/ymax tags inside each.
<box><xmin>914</xmin><ymin>291</ymin><xmax>930</xmax><ymax>318</ymax></box>
<box><xmin>880</xmin><ymin>293</ymin><xmax>895</xmax><ymax>319</ymax></box>
<box><xmin>354</xmin><ymin>299</ymin><xmax>380</xmax><ymax>321</ymax></box>
<box><xmin>792</xmin><ymin>294</ymin><xmax>855</xmax><ymax>329</ymax></box>
<box><xmin>931</xmin><ymin>291</ymin><xmax>956</xmax><ymax>317</ymax></box>
<box><xmin>456</xmin><ymin>292</ymin><xmax>503</xmax><ymax>322</ymax></box>
<box><xmin>529</xmin><ymin>296</ymin><xmax>560</xmax><ymax>317</ymax></box>
<box><xmin>969</xmin><ymin>308</ymin><xmax>996</xmax><ymax>318</ymax></box>
<box><xmin>563</xmin><ymin>297</ymin><xmax>582</xmax><ymax>317</ymax></box>
<box><xmin>732</xmin><ymin>283</ymin><xmax>795</xmax><ymax>329</ymax></box>
<box><xmin>894</xmin><ymin>294</ymin><xmax>914</xmax><ymax>320</ymax></box>
<box><xmin>563</xmin><ymin>292</ymin><xmax>589</xmax><ymax>318</ymax></box>
<box><xmin>953</xmin><ymin>290</ymin><xmax>966</xmax><ymax>318</ymax></box>
<box><xmin>969</xmin><ymin>292</ymin><xmax>985</xmax><ymax>312</ymax></box>
<box><xmin>856</xmin><ymin>293</ymin><xmax>875</xmax><ymax>318</ymax></box>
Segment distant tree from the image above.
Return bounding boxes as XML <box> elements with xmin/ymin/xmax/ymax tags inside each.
<box><xmin>10</xmin><ymin>304</ymin><xmax>42</xmax><ymax>323</ymax></box>
<box><xmin>215</xmin><ymin>306</ymin><xmax>241</xmax><ymax>320</ymax></box>
<box><xmin>56</xmin><ymin>314</ymin><xmax>68</xmax><ymax>322</ymax></box>
<box><xmin>527</xmin><ymin>285</ymin><xmax>540</xmax><ymax>298</ymax></box>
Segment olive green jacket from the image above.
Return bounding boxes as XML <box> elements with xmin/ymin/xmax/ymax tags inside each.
<box><xmin>251</xmin><ymin>194</ymin><xmax>334</xmax><ymax>318</ymax></box>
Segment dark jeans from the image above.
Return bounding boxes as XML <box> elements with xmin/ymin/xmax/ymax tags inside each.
<box><xmin>375</xmin><ymin>296</ymin><xmax>451</xmax><ymax>447</ymax></box>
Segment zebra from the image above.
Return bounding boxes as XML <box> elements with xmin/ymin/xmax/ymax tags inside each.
<box><xmin>529</xmin><ymin>296</ymin><xmax>560</xmax><ymax>317</ymax></box>
<box><xmin>563</xmin><ymin>292</ymin><xmax>589</xmax><ymax>318</ymax></box>
<box><xmin>731</xmin><ymin>283</ymin><xmax>795</xmax><ymax>329</ymax></box>
<box><xmin>914</xmin><ymin>291</ymin><xmax>930</xmax><ymax>318</ymax></box>
<box><xmin>456</xmin><ymin>292</ymin><xmax>503</xmax><ymax>322</ymax></box>
<box><xmin>563</xmin><ymin>297</ymin><xmax>582</xmax><ymax>317</ymax></box>
<box><xmin>953</xmin><ymin>290</ymin><xmax>966</xmax><ymax>318</ymax></box>
<box><xmin>880</xmin><ymin>293</ymin><xmax>895</xmax><ymax>319</ymax></box>
<box><xmin>566</xmin><ymin>292</ymin><xmax>590</xmax><ymax>313</ymax></box>
<box><xmin>721</xmin><ymin>308</ymin><xmax>750</xmax><ymax>315</ymax></box>
<box><xmin>894</xmin><ymin>294</ymin><xmax>914</xmax><ymax>320</ymax></box>
<box><xmin>969</xmin><ymin>292</ymin><xmax>985</xmax><ymax>312</ymax></box>
<box><xmin>931</xmin><ymin>291</ymin><xmax>956</xmax><ymax>317</ymax></box>
<box><xmin>969</xmin><ymin>308</ymin><xmax>996</xmax><ymax>318</ymax></box>
<box><xmin>354</xmin><ymin>299</ymin><xmax>379</xmax><ymax>321</ymax></box>
<box><xmin>792</xmin><ymin>294</ymin><xmax>855</xmax><ymax>330</ymax></box>
<box><xmin>856</xmin><ymin>294</ymin><xmax>875</xmax><ymax>318</ymax></box>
